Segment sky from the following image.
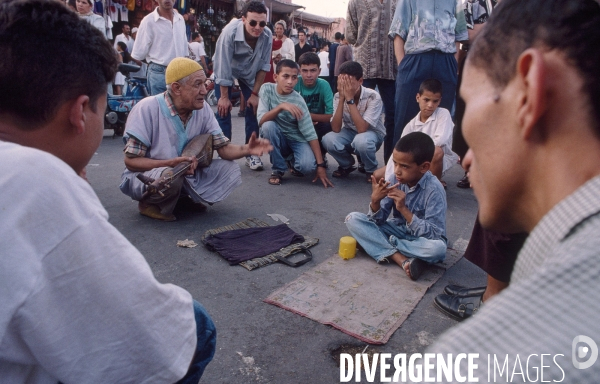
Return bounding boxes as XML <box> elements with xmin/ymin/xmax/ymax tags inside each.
<box><xmin>294</xmin><ymin>0</ymin><xmax>349</xmax><ymax>19</ymax></box>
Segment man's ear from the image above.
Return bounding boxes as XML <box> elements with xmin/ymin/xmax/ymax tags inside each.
<box><xmin>415</xmin><ymin>93</ymin><xmax>421</xmax><ymax>103</ymax></box>
<box><xmin>68</xmin><ymin>95</ymin><xmax>91</xmax><ymax>135</ymax></box>
<box><xmin>514</xmin><ymin>48</ymin><xmax>546</xmax><ymax>140</ymax></box>
<box><xmin>420</xmin><ymin>161</ymin><xmax>431</xmax><ymax>174</ymax></box>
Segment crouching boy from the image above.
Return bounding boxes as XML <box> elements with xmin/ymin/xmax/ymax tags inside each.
<box><xmin>258</xmin><ymin>59</ymin><xmax>333</xmax><ymax>188</ymax></box>
<box><xmin>345</xmin><ymin>132</ymin><xmax>447</xmax><ymax>280</ymax></box>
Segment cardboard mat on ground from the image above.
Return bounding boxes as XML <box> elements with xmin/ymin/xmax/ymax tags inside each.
<box><xmin>264</xmin><ymin>248</ymin><xmax>463</xmax><ymax>344</ymax></box>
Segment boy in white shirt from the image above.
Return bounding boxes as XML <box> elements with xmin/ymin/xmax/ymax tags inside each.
<box><xmin>379</xmin><ymin>79</ymin><xmax>459</xmax><ymax>187</ymax></box>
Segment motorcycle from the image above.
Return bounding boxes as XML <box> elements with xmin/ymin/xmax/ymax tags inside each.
<box><xmin>205</xmin><ymin>76</ymin><xmax>241</xmax><ymax>108</ymax></box>
<box><xmin>105</xmin><ymin>63</ymin><xmax>148</xmax><ymax>136</ymax></box>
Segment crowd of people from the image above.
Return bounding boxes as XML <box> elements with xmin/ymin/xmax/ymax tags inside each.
<box><xmin>2</xmin><ymin>0</ymin><xmax>600</xmax><ymax>382</ymax></box>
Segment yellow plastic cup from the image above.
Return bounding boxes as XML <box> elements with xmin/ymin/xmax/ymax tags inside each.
<box><xmin>339</xmin><ymin>236</ymin><xmax>357</xmax><ymax>260</ymax></box>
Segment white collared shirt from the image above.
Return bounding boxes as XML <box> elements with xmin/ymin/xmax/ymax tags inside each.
<box><xmin>114</xmin><ymin>33</ymin><xmax>134</xmax><ymax>53</ymax></box>
<box><xmin>131</xmin><ymin>7</ymin><xmax>187</xmax><ymax>66</ymax></box>
<box><xmin>384</xmin><ymin>107</ymin><xmax>459</xmax><ymax>180</ymax></box>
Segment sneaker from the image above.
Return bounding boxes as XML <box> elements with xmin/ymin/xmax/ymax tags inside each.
<box><xmin>245</xmin><ymin>155</ymin><xmax>263</xmax><ymax>171</ymax></box>
<box><xmin>237</xmin><ymin>109</ymin><xmax>246</xmax><ymax>117</ymax></box>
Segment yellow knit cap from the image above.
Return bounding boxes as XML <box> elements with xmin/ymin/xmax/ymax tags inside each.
<box><xmin>165</xmin><ymin>57</ymin><xmax>203</xmax><ymax>84</ymax></box>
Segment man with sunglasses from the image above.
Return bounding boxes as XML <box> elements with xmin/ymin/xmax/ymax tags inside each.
<box><xmin>212</xmin><ymin>0</ymin><xmax>272</xmax><ymax>171</ymax></box>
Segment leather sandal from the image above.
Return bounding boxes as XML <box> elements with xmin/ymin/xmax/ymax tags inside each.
<box><xmin>268</xmin><ymin>171</ymin><xmax>283</xmax><ymax>185</ymax></box>
<box><xmin>434</xmin><ymin>293</ymin><xmax>483</xmax><ymax>321</ymax></box>
<box><xmin>443</xmin><ymin>284</ymin><xmax>487</xmax><ymax>297</ymax></box>
<box><xmin>332</xmin><ymin>165</ymin><xmax>357</xmax><ymax>178</ymax></box>
<box><xmin>401</xmin><ymin>257</ymin><xmax>426</xmax><ymax>280</ymax></box>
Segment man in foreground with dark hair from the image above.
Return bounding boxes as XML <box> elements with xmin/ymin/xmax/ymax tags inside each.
<box><xmin>0</xmin><ymin>1</ymin><xmax>215</xmax><ymax>382</ymax></box>
<box><xmin>345</xmin><ymin>132</ymin><xmax>447</xmax><ymax>281</ymax></box>
<box><xmin>427</xmin><ymin>0</ymin><xmax>600</xmax><ymax>381</ymax></box>
<box><xmin>212</xmin><ymin>0</ymin><xmax>272</xmax><ymax>171</ymax></box>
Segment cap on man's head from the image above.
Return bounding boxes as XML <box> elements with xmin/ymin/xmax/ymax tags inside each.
<box><xmin>165</xmin><ymin>57</ymin><xmax>203</xmax><ymax>84</ymax></box>
<box><xmin>131</xmin><ymin>27</ymin><xmax>138</xmax><ymax>34</ymax></box>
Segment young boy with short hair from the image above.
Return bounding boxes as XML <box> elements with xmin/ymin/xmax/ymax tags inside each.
<box><xmin>345</xmin><ymin>132</ymin><xmax>447</xmax><ymax>281</ymax></box>
<box><xmin>376</xmin><ymin>79</ymin><xmax>459</xmax><ymax>187</ymax></box>
<box><xmin>294</xmin><ymin>52</ymin><xmax>334</xmax><ymax>166</ymax></box>
<box><xmin>257</xmin><ymin>59</ymin><xmax>333</xmax><ymax>188</ymax></box>
<box><xmin>322</xmin><ymin>61</ymin><xmax>386</xmax><ymax>182</ymax></box>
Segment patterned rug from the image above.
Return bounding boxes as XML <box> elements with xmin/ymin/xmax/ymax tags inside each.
<box><xmin>264</xmin><ymin>248</ymin><xmax>464</xmax><ymax>344</ymax></box>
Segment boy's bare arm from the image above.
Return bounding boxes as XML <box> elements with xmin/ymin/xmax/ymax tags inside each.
<box><xmin>258</xmin><ymin>103</ymin><xmax>303</xmax><ymax>126</ymax></box>
<box><xmin>346</xmin><ymin>103</ymin><xmax>370</xmax><ymax>133</ymax></box>
<box><xmin>310</xmin><ymin>113</ymin><xmax>333</xmax><ymax>123</ymax></box>
<box><xmin>330</xmin><ymin>97</ymin><xmax>344</xmax><ymax>132</ymax></box>
<box><xmin>308</xmin><ymin>139</ymin><xmax>334</xmax><ymax>188</ymax></box>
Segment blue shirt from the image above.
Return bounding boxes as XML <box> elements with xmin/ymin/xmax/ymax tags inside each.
<box><xmin>388</xmin><ymin>0</ymin><xmax>468</xmax><ymax>55</ymax></box>
<box><xmin>212</xmin><ymin>19</ymin><xmax>272</xmax><ymax>87</ymax></box>
<box><xmin>369</xmin><ymin>171</ymin><xmax>447</xmax><ymax>241</ymax></box>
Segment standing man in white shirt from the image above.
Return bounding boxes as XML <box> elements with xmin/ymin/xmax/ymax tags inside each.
<box><xmin>113</xmin><ymin>23</ymin><xmax>134</xmax><ymax>95</ymax></box>
<box><xmin>114</xmin><ymin>23</ymin><xmax>134</xmax><ymax>52</ymax></box>
<box><xmin>131</xmin><ymin>0</ymin><xmax>188</xmax><ymax>95</ymax></box>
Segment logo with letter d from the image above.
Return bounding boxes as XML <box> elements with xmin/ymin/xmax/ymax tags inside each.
<box><xmin>572</xmin><ymin>335</ymin><xmax>598</xmax><ymax>370</ymax></box>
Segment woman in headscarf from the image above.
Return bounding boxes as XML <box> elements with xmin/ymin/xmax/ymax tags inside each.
<box><xmin>273</xmin><ymin>20</ymin><xmax>294</xmax><ymax>60</ymax></box>
<box><xmin>76</xmin><ymin>0</ymin><xmax>106</xmax><ymax>38</ymax></box>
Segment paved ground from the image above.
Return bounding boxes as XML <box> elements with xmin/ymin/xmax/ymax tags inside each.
<box><xmin>91</xmin><ymin>108</ymin><xmax>482</xmax><ymax>384</ymax></box>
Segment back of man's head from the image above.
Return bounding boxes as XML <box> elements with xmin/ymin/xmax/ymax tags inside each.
<box><xmin>242</xmin><ymin>0</ymin><xmax>267</xmax><ymax>17</ymax></box>
<box><xmin>0</xmin><ymin>0</ymin><xmax>117</xmax><ymax>130</ymax></box>
<box><xmin>395</xmin><ymin>132</ymin><xmax>435</xmax><ymax>166</ymax></box>
<box><xmin>339</xmin><ymin>61</ymin><xmax>363</xmax><ymax>80</ymax></box>
<box><xmin>418</xmin><ymin>79</ymin><xmax>442</xmax><ymax>96</ymax></box>
<box><xmin>275</xmin><ymin>59</ymin><xmax>298</xmax><ymax>74</ymax></box>
<box><xmin>298</xmin><ymin>52</ymin><xmax>320</xmax><ymax>67</ymax></box>
<box><xmin>469</xmin><ymin>0</ymin><xmax>600</xmax><ymax>135</ymax></box>
<box><xmin>191</xmin><ymin>32</ymin><xmax>200</xmax><ymax>41</ymax></box>
<box><xmin>334</xmin><ymin>32</ymin><xmax>342</xmax><ymax>41</ymax></box>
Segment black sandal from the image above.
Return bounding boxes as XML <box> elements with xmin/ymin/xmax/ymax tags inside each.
<box><xmin>456</xmin><ymin>173</ymin><xmax>470</xmax><ymax>189</ymax></box>
<box><xmin>332</xmin><ymin>165</ymin><xmax>357</xmax><ymax>178</ymax></box>
<box><xmin>268</xmin><ymin>171</ymin><xmax>283</xmax><ymax>185</ymax></box>
<box><xmin>401</xmin><ymin>258</ymin><xmax>426</xmax><ymax>281</ymax></box>
<box><xmin>286</xmin><ymin>159</ymin><xmax>304</xmax><ymax>177</ymax></box>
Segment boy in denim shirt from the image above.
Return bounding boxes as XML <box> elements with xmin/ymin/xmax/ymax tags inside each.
<box><xmin>345</xmin><ymin>132</ymin><xmax>447</xmax><ymax>280</ymax></box>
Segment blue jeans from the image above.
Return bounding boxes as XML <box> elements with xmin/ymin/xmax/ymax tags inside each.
<box><xmin>362</xmin><ymin>78</ymin><xmax>395</xmax><ymax>163</ymax></box>
<box><xmin>176</xmin><ymin>300</ymin><xmax>217</xmax><ymax>384</ymax></box>
<box><xmin>147</xmin><ymin>63</ymin><xmax>167</xmax><ymax>96</ymax></box>
<box><xmin>321</xmin><ymin>128</ymin><xmax>383</xmax><ymax>173</ymax></box>
<box><xmin>259</xmin><ymin>121</ymin><xmax>316</xmax><ymax>174</ymax></box>
<box><xmin>215</xmin><ymin>81</ymin><xmax>259</xmax><ymax>143</ymax></box>
<box><xmin>345</xmin><ymin>212</ymin><xmax>447</xmax><ymax>263</ymax></box>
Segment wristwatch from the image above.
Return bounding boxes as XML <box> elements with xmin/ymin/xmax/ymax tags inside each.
<box><xmin>346</xmin><ymin>99</ymin><xmax>355</xmax><ymax>105</ymax></box>
<box><xmin>317</xmin><ymin>162</ymin><xmax>327</xmax><ymax>168</ymax></box>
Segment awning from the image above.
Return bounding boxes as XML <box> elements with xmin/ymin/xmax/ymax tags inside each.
<box><xmin>264</xmin><ymin>0</ymin><xmax>304</xmax><ymax>15</ymax></box>
<box><xmin>292</xmin><ymin>10</ymin><xmax>335</xmax><ymax>26</ymax></box>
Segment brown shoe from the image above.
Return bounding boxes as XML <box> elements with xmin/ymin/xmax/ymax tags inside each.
<box><xmin>138</xmin><ymin>202</ymin><xmax>176</xmax><ymax>222</ymax></box>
